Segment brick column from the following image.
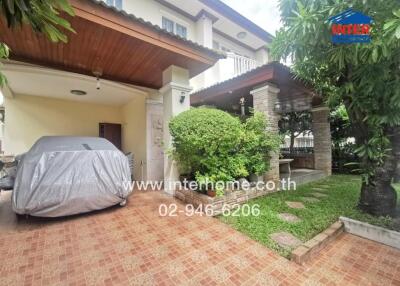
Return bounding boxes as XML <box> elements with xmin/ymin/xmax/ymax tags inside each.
<box><xmin>311</xmin><ymin>107</ymin><xmax>332</xmax><ymax>175</ymax></box>
<box><xmin>250</xmin><ymin>84</ymin><xmax>281</xmax><ymax>182</ymax></box>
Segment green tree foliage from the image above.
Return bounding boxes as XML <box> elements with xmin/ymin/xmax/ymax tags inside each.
<box><xmin>169</xmin><ymin>108</ymin><xmax>280</xmax><ymax>183</ymax></box>
<box><xmin>330</xmin><ymin>105</ymin><xmax>357</xmax><ymax>173</ymax></box>
<box><xmin>0</xmin><ymin>0</ymin><xmax>74</xmax><ymax>86</ymax></box>
<box><xmin>279</xmin><ymin>111</ymin><xmax>311</xmax><ymax>153</ymax></box>
<box><xmin>272</xmin><ymin>0</ymin><xmax>400</xmax><ymax>216</ymax></box>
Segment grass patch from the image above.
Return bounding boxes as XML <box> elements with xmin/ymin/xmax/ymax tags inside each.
<box><xmin>218</xmin><ymin>175</ymin><xmax>399</xmax><ymax>258</ymax></box>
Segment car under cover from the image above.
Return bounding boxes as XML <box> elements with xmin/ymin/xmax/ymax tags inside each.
<box><xmin>12</xmin><ymin>136</ymin><xmax>132</xmax><ymax>217</ymax></box>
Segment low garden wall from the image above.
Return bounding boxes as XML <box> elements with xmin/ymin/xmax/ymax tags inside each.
<box><xmin>175</xmin><ymin>187</ymin><xmax>275</xmax><ymax>216</ymax></box>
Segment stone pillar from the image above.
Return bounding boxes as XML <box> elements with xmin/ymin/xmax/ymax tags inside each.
<box><xmin>311</xmin><ymin>106</ymin><xmax>332</xmax><ymax>175</ymax></box>
<box><xmin>160</xmin><ymin>66</ymin><xmax>192</xmax><ymax>195</ymax></box>
<box><xmin>250</xmin><ymin>84</ymin><xmax>281</xmax><ymax>182</ymax></box>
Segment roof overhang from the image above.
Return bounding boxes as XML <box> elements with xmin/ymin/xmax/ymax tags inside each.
<box><xmin>0</xmin><ymin>0</ymin><xmax>224</xmax><ymax>89</ymax></box>
<box><xmin>191</xmin><ymin>62</ymin><xmax>319</xmax><ymax>113</ymax></box>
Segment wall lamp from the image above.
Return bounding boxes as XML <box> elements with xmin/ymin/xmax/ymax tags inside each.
<box><xmin>180</xmin><ymin>92</ymin><xmax>186</xmax><ymax>103</ymax></box>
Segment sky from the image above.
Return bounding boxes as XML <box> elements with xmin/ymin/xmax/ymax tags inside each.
<box><xmin>221</xmin><ymin>0</ymin><xmax>282</xmax><ymax>35</ymax></box>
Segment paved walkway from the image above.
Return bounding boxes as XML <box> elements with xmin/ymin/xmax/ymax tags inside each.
<box><xmin>0</xmin><ymin>190</ymin><xmax>399</xmax><ymax>286</ymax></box>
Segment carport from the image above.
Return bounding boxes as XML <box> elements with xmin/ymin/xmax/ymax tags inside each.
<box><xmin>0</xmin><ymin>0</ymin><xmax>223</xmax><ymax>191</ymax></box>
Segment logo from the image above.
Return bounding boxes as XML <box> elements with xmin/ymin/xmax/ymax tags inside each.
<box><xmin>329</xmin><ymin>9</ymin><xmax>372</xmax><ymax>44</ymax></box>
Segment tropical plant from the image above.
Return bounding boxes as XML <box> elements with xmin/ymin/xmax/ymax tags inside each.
<box><xmin>272</xmin><ymin>0</ymin><xmax>400</xmax><ymax>216</ymax></box>
<box><xmin>0</xmin><ymin>0</ymin><xmax>74</xmax><ymax>86</ymax></box>
<box><xmin>330</xmin><ymin>105</ymin><xmax>358</xmax><ymax>174</ymax></box>
<box><xmin>242</xmin><ymin>111</ymin><xmax>281</xmax><ymax>175</ymax></box>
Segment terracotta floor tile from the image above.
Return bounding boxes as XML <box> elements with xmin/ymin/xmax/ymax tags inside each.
<box><xmin>0</xmin><ymin>190</ymin><xmax>399</xmax><ymax>285</ymax></box>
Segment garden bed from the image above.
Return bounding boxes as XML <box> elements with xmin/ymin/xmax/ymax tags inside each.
<box><xmin>218</xmin><ymin>175</ymin><xmax>400</xmax><ymax>258</ymax></box>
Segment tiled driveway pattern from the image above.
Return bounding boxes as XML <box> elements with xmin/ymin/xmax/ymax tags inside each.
<box><xmin>0</xmin><ymin>190</ymin><xmax>399</xmax><ymax>285</ymax></box>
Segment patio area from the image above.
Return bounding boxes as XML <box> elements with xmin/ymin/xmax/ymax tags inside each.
<box><xmin>1</xmin><ymin>190</ymin><xmax>399</xmax><ymax>286</ymax></box>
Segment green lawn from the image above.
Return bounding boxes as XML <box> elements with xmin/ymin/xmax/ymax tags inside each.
<box><xmin>218</xmin><ymin>175</ymin><xmax>400</xmax><ymax>258</ymax></box>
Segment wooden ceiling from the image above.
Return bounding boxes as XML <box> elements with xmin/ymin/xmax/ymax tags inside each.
<box><xmin>0</xmin><ymin>0</ymin><xmax>223</xmax><ymax>89</ymax></box>
<box><xmin>191</xmin><ymin>62</ymin><xmax>319</xmax><ymax>113</ymax></box>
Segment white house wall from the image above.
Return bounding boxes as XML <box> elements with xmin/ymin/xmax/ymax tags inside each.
<box><xmin>3</xmin><ymin>94</ymin><xmax>123</xmax><ymax>155</ymax></box>
<box><xmin>122</xmin><ymin>0</ymin><xmax>197</xmax><ymax>42</ymax></box>
<box><xmin>212</xmin><ymin>32</ymin><xmax>256</xmax><ymax>58</ymax></box>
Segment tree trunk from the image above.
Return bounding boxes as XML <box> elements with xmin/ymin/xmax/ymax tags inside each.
<box><xmin>392</xmin><ymin>126</ymin><xmax>400</xmax><ymax>183</ymax></box>
<box><xmin>289</xmin><ymin>133</ymin><xmax>295</xmax><ymax>154</ymax></box>
<box><xmin>343</xmin><ymin>97</ymin><xmax>397</xmax><ymax>216</ymax></box>
<box><xmin>358</xmin><ymin>127</ymin><xmax>398</xmax><ymax>216</ymax></box>
<box><xmin>358</xmin><ymin>168</ymin><xmax>397</xmax><ymax>216</ymax></box>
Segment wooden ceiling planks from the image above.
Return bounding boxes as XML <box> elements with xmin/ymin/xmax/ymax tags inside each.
<box><xmin>190</xmin><ymin>62</ymin><xmax>316</xmax><ymax>112</ymax></box>
<box><xmin>0</xmin><ymin>0</ymin><xmax>222</xmax><ymax>89</ymax></box>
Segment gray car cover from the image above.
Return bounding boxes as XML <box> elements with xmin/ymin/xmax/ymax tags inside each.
<box><xmin>12</xmin><ymin>136</ymin><xmax>132</xmax><ymax>217</ymax></box>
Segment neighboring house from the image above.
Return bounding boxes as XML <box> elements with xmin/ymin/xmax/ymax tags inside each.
<box><xmin>0</xmin><ymin>0</ymin><xmax>332</xmax><ymax>192</ymax></box>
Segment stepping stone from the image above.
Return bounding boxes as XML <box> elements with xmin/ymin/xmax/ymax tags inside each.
<box><xmin>311</xmin><ymin>192</ymin><xmax>328</xmax><ymax>198</ymax></box>
<box><xmin>312</xmin><ymin>187</ymin><xmax>327</xmax><ymax>191</ymax></box>
<box><xmin>277</xmin><ymin>213</ymin><xmax>301</xmax><ymax>223</ymax></box>
<box><xmin>301</xmin><ymin>197</ymin><xmax>320</xmax><ymax>203</ymax></box>
<box><xmin>285</xmin><ymin>201</ymin><xmax>305</xmax><ymax>209</ymax></box>
<box><xmin>270</xmin><ymin>232</ymin><xmax>302</xmax><ymax>249</ymax></box>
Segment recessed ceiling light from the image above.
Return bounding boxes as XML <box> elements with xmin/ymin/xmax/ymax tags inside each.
<box><xmin>237</xmin><ymin>31</ymin><xmax>247</xmax><ymax>39</ymax></box>
<box><xmin>70</xmin><ymin>90</ymin><xmax>87</xmax><ymax>96</ymax></box>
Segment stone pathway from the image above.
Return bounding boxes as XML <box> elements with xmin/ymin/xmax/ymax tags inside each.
<box><xmin>277</xmin><ymin>213</ymin><xmax>301</xmax><ymax>223</ymax></box>
<box><xmin>270</xmin><ymin>231</ymin><xmax>303</xmax><ymax>249</ymax></box>
<box><xmin>285</xmin><ymin>201</ymin><xmax>305</xmax><ymax>209</ymax></box>
<box><xmin>301</xmin><ymin>197</ymin><xmax>320</xmax><ymax>203</ymax></box>
<box><xmin>311</xmin><ymin>192</ymin><xmax>328</xmax><ymax>198</ymax></box>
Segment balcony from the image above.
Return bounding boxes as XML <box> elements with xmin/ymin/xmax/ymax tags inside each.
<box><xmin>207</xmin><ymin>52</ymin><xmax>260</xmax><ymax>88</ymax></box>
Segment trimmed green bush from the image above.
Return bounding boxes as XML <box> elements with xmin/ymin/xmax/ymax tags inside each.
<box><xmin>169</xmin><ymin>107</ymin><xmax>280</xmax><ymax>183</ymax></box>
<box><xmin>169</xmin><ymin>107</ymin><xmax>246</xmax><ymax>182</ymax></box>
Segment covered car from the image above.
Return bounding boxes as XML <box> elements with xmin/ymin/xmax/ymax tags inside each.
<box><xmin>12</xmin><ymin>136</ymin><xmax>132</xmax><ymax>217</ymax></box>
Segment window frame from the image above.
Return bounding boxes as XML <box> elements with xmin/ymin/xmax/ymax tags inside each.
<box><xmin>162</xmin><ymin>17</ymin><xmax>175</xmax><ymax>34</ymax></box>
<box><xmin>176</xmin><ymin>23</ymin><xmax>187</xmax><ymax>39</ymax></box>
<box><xmin>106</xmin><ymin>0</ymin><xmax>122</xmax><ymax>10</ymax></box>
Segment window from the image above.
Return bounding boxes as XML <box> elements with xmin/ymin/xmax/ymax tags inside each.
<box><xmin>162</xmin><ymin>17</ymin><xmax>174</xmax><ymax>33</ymax></box>
<box><xmin>106</xmin><ymin>0</ymin><xmax>122</xmax><ymax>10</ymax></box>
<box><xmin>176</xmin><ymin>24</ymin><xmax>187</xmax><ymax>39</ymax></box>
<box><xmin>162</xmin><ymin>17</ymin><xmax>188</xmax><ymax>39</ymax></box>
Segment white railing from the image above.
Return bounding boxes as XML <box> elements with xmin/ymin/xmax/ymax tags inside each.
<box><xmin>230</xmin><ymin>52</ymin><xmax>258</xmax><ymax>77</ymax></box>
<box><xmin>192</xmin><ymin>52</ymin><xmax>261</xmax><ymax>91</ymax></box>
<box><xmin>214</xmin><ymin>52</ymin><xmax>259</xmax><ymax>84</ymax></box>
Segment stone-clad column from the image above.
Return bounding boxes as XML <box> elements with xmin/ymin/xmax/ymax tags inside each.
<box><xmin>311</xmin><ymin>107</ymin><xmax>332</xmax><ymax>175</ymax></box>
<box><xmin>250</xmin><ymin>84</ymin><xmax>281</xmax><ymax>182</ymax></box>
<box><xmin>160</xmin><ymin>66</ymin><xmax>192</xmax><ymax>195</ymax></box>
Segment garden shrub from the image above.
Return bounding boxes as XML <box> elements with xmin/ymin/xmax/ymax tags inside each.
<box><xmin>169</xmin><ymin>107</ymin><xmax>280</xmax><ymax>184</ymax></box>
<box><xmin>169</xmin><ymin>107</ymin><xmax>247</xmax><ymax>183</ymax></box>
<box><xmin>242</xmin><ymin>112</ymin><xmax>281</xmax><ymax>175</ymax></box>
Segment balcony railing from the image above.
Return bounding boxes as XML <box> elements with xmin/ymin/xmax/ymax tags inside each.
<box><xmin>229</xmin><ymin>52</ymin><xmax>259</xmax><ymax>77</ymax></box>
<box><xmin>192</xmin><ymin>52</ymin><xmax>261</xmax><ymax>91</ymax></box>
<box><xmin>213</xmin><ymin>52</ymin><xmax>260</xmax><ymax>85</ymax></box>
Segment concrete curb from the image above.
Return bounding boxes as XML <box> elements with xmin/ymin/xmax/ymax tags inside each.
<box><xmin>291</xmin><ymin>221</ymin><xmax>343</xmax><ymax>265</ymax></box>
<box><xmin>339</xmin><ymin>216</ymin><xmax>400</xmax><ymax>250</ymax></box>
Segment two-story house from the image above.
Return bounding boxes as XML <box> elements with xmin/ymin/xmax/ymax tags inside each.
<box><xmin>103</xmin><ymin>0</ymin><xmax>272</xmax><ymax>91</ymax></box>
<box><xmin>0</xmin><ymin>0</ymin><xmax>331</xmax><ymax>193</ymax></box>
